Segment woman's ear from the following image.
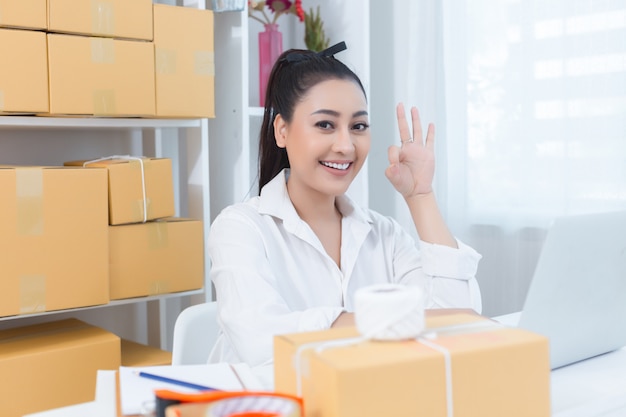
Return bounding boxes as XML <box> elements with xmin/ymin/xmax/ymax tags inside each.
<box><xmin>273</xmin><ymin>114</ymin><xmax>287</xmax><ymax>148</ymax></box>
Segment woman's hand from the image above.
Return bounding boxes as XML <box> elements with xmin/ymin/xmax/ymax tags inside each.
<box><xmin>385</xmin><ymin>103</ymin><xmax>435</xmax><ymax>199</ymax></box>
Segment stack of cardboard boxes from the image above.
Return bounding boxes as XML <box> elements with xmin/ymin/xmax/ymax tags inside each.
<box><xmin>0</xmin><ymin>0</ymin><xmax>214</xmax><ymax>117</ymax></box>
<box><xmin>0</xmin><ymin>155</ymin><xmax>204</xmax><ymax>417</ymax></box>
<box><xmin>0</xmin><ymin>2</ymin><xmax>211</xmax><ymax>415</ymax></box>
<box><xmin>64</xmin><ymin>156</ymin><xmax>205</xmax><ymax>300</ymax></box>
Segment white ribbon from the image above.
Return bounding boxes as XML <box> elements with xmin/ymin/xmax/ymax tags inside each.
<box><xmin>82</xmin><ymin>155</ymin><xmax>148</xmax><ymax>223</ymax></box>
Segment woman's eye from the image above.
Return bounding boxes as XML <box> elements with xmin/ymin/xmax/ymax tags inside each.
<box><xmin>352</xmin><ymin>122</ymin><xmax>370</xmax><ymax>131</ymax></box>
<box><xmin>316</xmin><ymin>121</ymin><xmax>334</xmax><ymax>130</ymax></box>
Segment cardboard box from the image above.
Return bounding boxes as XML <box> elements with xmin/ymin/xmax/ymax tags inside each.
<box><xmin>0</xmin><ymin>319</ymin><xmax>121</xmax><ymax>417</ymax></box>
<box><xmin>0</xmin><ymin>166</ymin><xmax>109</xmax><ymax>317</ymax></box>
<box><xmin>275</xmin><ymin>313</ymin><xmax>551</xmax><ymax>417</ymax></box>
<box><xmin>0</xmin><ymin>0</ymin><xmax>46</xmax><ymax>30</ymax></box>
<box><xmin>47</xmin><ymin>33</ymin><xmax>155</xmax><ymax>117</ymax></box>
<box><xmin>0</xmin><ymin>28</ymin><xmax>48</xmax><ymax>114</ymax></box>
<box><xmin>64</xmin><ymin>157</ymin><xmax>175</xmax><ymax>225</ymax></box>
<box><xmin>47</xmin><ymin>0</ymin><xmax>152</xmax><ymax>40</ymax></box>
<box><xmin>121</xmin><ymin>339</ymin><xmax>172</xmax><ymax>366</ymax></box>
<box><xmin>153</xmin><ymin>4</ymin><xmax>215</xmax><ymax>118</ymax></box>
<box><xmin>109</xmin><ymin>218</ymin><xmax>204</xmax><ymax>300</ymax></box>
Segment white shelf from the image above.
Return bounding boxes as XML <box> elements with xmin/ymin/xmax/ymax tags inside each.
<box><xmin>0</xmin><ymin>116</ymin><xmax>203</xmax><ymax>129</ymax></box>
<box><xmin>0</xmin><ymin>289</ymin><xmax>205</xmax><ymax>322</ymax></box>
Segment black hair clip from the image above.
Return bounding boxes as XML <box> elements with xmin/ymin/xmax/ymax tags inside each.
<box><xmin>317</xmin><ymin>41</ymin><xmax>347</xmax><ymax>58</ymax></box>
<box><xmin>283</xmin><ymin>41</ymin><xmax>348</xmax><ymax>63</ymax></box>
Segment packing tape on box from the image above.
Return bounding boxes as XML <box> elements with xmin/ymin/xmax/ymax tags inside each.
<box><xmin>148</xmin><ymin>220</ymin><xmax>169</xmax><ymax>249</ymax></box>
<box><xmin>93</xmin><ymin>89</ymin><xmax>116</xmax><ymax>116</ymax></box>
<box><xmin>156</xmin><ymin>48</ymin><xmax>177</xmax><ymax>75</ymax></box>
<box><xmin>91</xmin><ymin>0</ymin><xmax>115</xmax><ymax>36</ymax></box>
<box><xmin>148</xmin><ymin>281</ymin><xmax>170</xmax><ymax>296</ymax></box>
<box><xmin>83</xmin><ymin>155</ymin><xmax>148</xmax><ymax>223</ymax></box>
<box><xmin>16</xmin><ymin>167</ymin><xmax>44</xmax><ymax>236</ymax></box>
<box><xmin>91</xmin><ymin>37</ymin><xmax>115</xmax><ymax>64</ymax></box>
<box><xmin>20</xmin><ymin>275</ymin><xmax>46</xmax><ymax>314</ymax></box>
<box><xmin>195</xmin><ymin>50</ymin><xmax>215</xmax><ymax>76</ymax></box>
<box><xmin>154</xmin><ymin>390</ymin><xmax>303</xmax><ymax>417</ymax></box>
<box><xmin>294</xmin><ymin>283</ymin><xmax>504</xmax><ymax>417</ymax></box>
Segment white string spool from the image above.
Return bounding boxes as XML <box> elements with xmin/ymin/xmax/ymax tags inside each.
<box><xmin>354</xmin><ymin>283</ymin><xmax>425</xmax><ymax>341</ymax></box>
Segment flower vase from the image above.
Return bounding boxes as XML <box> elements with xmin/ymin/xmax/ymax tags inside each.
<box><xmin>258</xmin><ymin>23</ymin><xmax>283</xmax><ymax>107</ymax></box>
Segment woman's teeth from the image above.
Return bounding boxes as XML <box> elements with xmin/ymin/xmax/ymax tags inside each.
<box><xmin>321</xmin><ymin>161</ymin><xmax>350</xmax><ymax>170</ymax></box>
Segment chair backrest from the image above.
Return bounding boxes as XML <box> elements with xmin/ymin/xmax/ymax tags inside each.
<box><xmin>171</xmin><ymin>301</ymin><xmax>219</xmax><ymax>365</ymax></box>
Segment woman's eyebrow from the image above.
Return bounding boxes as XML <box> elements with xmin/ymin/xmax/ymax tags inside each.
<box><xmin>311</xmin><ymin>109</ymin><xmax>369</xmax><ymax>117</ymax></box>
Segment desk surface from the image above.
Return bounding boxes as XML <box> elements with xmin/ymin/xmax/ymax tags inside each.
<box><xmin>27</xmin><ymin>315</ymin><xmax>626</xmax><ymax>417</ymax></box>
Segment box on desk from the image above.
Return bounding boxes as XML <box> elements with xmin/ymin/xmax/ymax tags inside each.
<box><xmin>0</xmin><ymin>0</ymin><xmax>46</xmax><ymax>30</ymax></box>
<box><xmin>64</xmin><ymin>157</ymin><xmax>175</xmax><ymax>225</ymax></box>
<box><xmin>153</xmin><ymin>4</ymin><xmax>215</xmax><ymax>118</ymax></box>
<box><xmin>109</xmin><ymin>218</ymin><xmax>204</xmax><ymax>300</ymax></box>
<box><xmin>47</xmin><ymin>0</ymin><xmax>153</xmax><ymax>40</ymax></box>
<box><xmin>47</xmin><ymin>33</ymin><xmax>155</xmax><ymax>117</ymax></box>
<box><xmin>0</xmin><ymin>166</ymin><xmax>109</xmax><ymax>318</ymax></box>
<box><xmin>0</xmin><ymin>28</ymin><xmax>48</xmax><ymax>114</ymax></box>
<box><xmin>275</xmin><ymin>313</ymin><xmax>551</xmax><ymax>417</ymax></box>
<box><xmin>0</xmin><ymin>318</ymin><xmax>121</xmax><ymax>417</ymax></box>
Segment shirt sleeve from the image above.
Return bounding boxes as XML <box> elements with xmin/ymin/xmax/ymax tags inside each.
<box><xmin>392</xmin><ymin>221</ymin><xmax>483</xmax><ymax>314</ymax></box>
<box><xmin>208</xmin><ymin>206</ymin><xmax>344</xmax><ymax>367</ymax></box>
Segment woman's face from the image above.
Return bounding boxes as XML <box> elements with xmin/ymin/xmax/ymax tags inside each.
<box><xmin>274</xmin><ymin>78</ymin><xmax>370</xmax><ymax>200</ymax></box>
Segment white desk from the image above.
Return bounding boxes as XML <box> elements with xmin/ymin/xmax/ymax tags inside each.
<box><xmin>26</xmin><ymin>329</ymin><xmax>626</xmax><ymax>417</ymax></box>
<box><xmin>494</xmin><ymin>312</ymin><xmax>626</xmax><ymax>416</ymax></box>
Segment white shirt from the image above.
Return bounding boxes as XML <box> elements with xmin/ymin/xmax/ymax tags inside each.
<box><xmin>207</xmin><ymin>169</ymin><xmax>482</xmax><ymax>367</ymax></box>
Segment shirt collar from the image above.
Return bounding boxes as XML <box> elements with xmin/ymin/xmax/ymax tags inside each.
<box><xmin>258</xmin><ymin>168</ymin><xmax>373</xmax><ymax>226</ymax></box>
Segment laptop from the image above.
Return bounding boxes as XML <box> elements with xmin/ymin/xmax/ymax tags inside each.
<box><xmin>515</xmin><ymin>210</ymin><xmax>626</xmax><ymax>369</ymax></box>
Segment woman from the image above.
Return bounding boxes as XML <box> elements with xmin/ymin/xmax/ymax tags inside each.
<box><xmin>207</xmin><ymin>42</ymin><xmax>482</xmax><ymax>367</ymax></box>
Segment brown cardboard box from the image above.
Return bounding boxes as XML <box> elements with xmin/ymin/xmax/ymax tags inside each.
<box><xmin>0</xmin><ymin>319</ymin><xmax>121</xmax><ymax>417</ymax></box>
<box><xmin>0</xmin><ymin>0</ymin><xmax>46</xmax><ymax>29</ymax></box>
<box><xmin>153</xmin><ymin>4</ymin><xmax>215</xmax><ymax>118</ymax></box>
<box><xmin>47</xmin><ymin>33</ymin><xmax>155</xmax><ymax>117</ymax></box>
<box><xmin>0</xmin><ymin>166</ymin><xmax>109</xmax><ymax>317</ymax></box>
<box><xmin>47</xmin><ymin>0</ymin><xmax>152</xmax><ymax>40</ymax></box>
<box><xmin>0</xmin><ymin>28</ymin><xmax>48</xmax><ymax>114</ymax></box>
<box><xmin>109</xmin><ymin>218</ymin><xmax>204</xmax><ymax>300</ymax></box>
<box><xmin>121</xmin><ymin>339</ymin><xmax>172</xmax><ymax>366</ymax></box>
<box><xmin>64</xmin><ymin>157</ymin><xmax>175</xmax><ymax>225</ymax></box>
<box><xmin>275</xmin><ymin>313</ymin><xmax>551</xmax><ymax>417</ymax></box>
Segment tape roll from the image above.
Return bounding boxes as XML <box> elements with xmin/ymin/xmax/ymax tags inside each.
<box><xmin>354</xmin><ymin>283</ymin><xmax>425</xmax><ymax>341</ymax></box>
<box><xmin>162</xmin><ymin>394</ymin><xmax>302</xmax><ymax>417</ymax></box>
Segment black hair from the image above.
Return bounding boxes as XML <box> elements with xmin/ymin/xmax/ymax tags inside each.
<box><xmin>257</xmin><ymin>43</ymin><xmax>367</xmax><ymax>193</ymax></box>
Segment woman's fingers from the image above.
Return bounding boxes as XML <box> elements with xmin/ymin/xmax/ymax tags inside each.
<box><xmin>396</xmin><ymin>103</ymin><xmax>412</xmax><ymax>144</ymax></box>
<box><xmin>425</xmin><ymin>122</ymin><xmax>435</xmax><ymax>150</ymax></box>
<box><xmin>411</xmin><ymin>106</ymin><xmax>422</xmax><ymax>145</ymax></box>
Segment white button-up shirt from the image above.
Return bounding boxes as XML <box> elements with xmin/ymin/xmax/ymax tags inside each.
<box><xmin>208</xmin><ymin>169</ymin><xmax>482</xmax><ymax>366</ymax></box>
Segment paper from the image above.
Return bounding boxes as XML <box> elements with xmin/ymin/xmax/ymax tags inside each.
<box><xmin>119</xmin><ymin>364</ymin><xmax>247</xmax><ymax>416</ymax></box>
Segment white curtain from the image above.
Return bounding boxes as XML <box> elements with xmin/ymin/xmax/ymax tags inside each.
<box><xmin>370</xmin><ymin>0</ymin><xmax>626</xmax><ymax>316</ymax></box>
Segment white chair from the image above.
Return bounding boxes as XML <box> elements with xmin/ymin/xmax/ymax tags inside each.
<box><xmin>171</xmin><ymin>301</ymin><xmax>220</xmax><ymax>365</ymax></box>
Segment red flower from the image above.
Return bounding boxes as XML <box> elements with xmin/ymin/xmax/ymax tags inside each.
<box><xmin>248</xmin><ymin>0</ymin><xmax>305</xmax><ymax>25</ymax></box>
<box><xmin>294</xmin><ymin>0</ymin><xmax>305</xmax><ymax>22</ymax></box>
<box><xmin>267</xmin><ymin>0</ymin><xmax>291</xmax><ymax>14</ymax></box>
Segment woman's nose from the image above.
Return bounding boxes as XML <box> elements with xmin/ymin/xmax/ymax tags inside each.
<box><xmin>332</xmin><ymin>128</ymin><xmax>354</xmax><ymax>152</ymax></box>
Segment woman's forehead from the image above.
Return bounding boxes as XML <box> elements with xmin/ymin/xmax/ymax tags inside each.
<box><xmin>296</xmin><ymin>79</ymin><xmax>367</xmax><ymax>114</ymax></box>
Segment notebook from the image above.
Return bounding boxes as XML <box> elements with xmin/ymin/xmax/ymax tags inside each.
<box><xmin>516</xmin><ymin>210</ymin><xmax>626</xmax><ymax>369</ymax></box>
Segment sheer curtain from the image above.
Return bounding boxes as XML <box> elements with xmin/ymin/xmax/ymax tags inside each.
<box><xmin>370</xmin><ymin>0</ymin><xmax>626</xmax><ymax>316</ymax></box>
